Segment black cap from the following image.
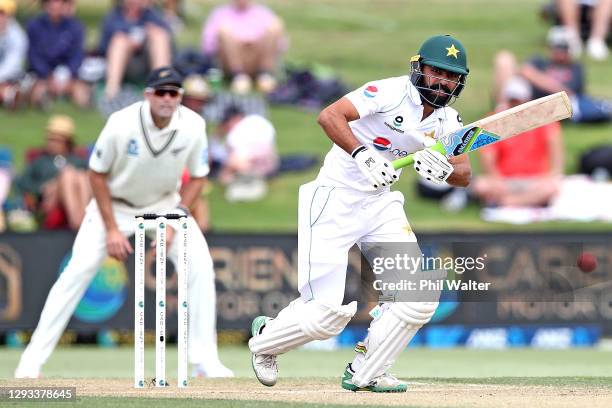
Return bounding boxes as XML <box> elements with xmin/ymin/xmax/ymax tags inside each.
<box><xmin>146</xmin><ymin>66</ymin><xmax>183</xmax><ymax>89</ymax></box>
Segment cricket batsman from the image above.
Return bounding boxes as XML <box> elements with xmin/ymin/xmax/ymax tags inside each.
<box><xmin>15</xmin><ymin>67</ymin><xmax>233</xmax><ymax>379</ymax></box>
<box><xmin>249</xmin><ymin>35</ymin><xmax>472</xmax><ymax>392</ymax></box>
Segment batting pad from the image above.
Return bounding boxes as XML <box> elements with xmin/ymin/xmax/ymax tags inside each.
<box><xmin>249</xmin><ymin>300</ymin><xmax>357</xmax><ymax>355</ymax></box>
<box><xmin>351</xmin><ymin>302</ymin><xmax>438</xmax><ymax>387</ymax></box>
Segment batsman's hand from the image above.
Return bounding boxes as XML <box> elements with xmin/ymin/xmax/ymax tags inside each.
<box><xmin>352</xmin><ymin>145</ymin><xmax>398</xmax><ymax>189</ymax></box>
<box><xmin>106</xmin><ymin>227</ymin><xmax>133</xmax><ymax>261</ymax></box>
<box><xmin>413</xmin><ymin>148</ymin><xmax>454</xmax><ymax>184</ymax></box>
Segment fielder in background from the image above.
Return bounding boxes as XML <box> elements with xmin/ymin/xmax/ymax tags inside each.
<box><xmin>15</xmin><ymin>66</ymin><xmax>233</xmax><ymax>379</ymax></box>
<box><xmin>249</xmin><ymin>35</ymin><xmax>472</xmax><ymax>392</ymax></box>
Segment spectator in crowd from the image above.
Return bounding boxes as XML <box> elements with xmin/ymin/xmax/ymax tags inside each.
<box><xmin>201</xmin><ymin>0</ymin><xmax>286</xmax><ymax>94</ymax></box>
<box><xmin>17</xmin><ymin>115</ymin><xmax>91</xmax><ymax>230</ymax></box>
<box><xmin>181</xmin><ymin>73</ymin><xmax>209</xmax><ymax>114</ymax></box>
<box><xmin>555</xmin><ymin>0</ymin><xmax>611</xmax><ymax>60</ymax></box>
<box><xmin>493</xmin><ymin>26</ymin><xmax>611</xmax><ymax>123</ymax></box>
<box><xmin>161</xmin><ymin>0</ymin><xmax>184</xmax><ymax>32</ymax></box>
<box><xmin>26</xmin><ymin>0</ymin><xmax>90</xmax><ymax>108</ymax></box>
<box><xmin>0</xmin><ymin>0</ymin><xmax>27</xmax><ymax>109</ymax></box>
<box><xmin>99</xmin><ymin>0</ymin><xmax>173</xmax><ymax>99</ymax></box>
<box><xmin>217</xmin><ymin>106</ymin><xmax>278</xmax><ymax>201</ymax></box>
<box><xmin>473</xmin><ymin>77</ymin><xmax>565</xmax><ymax>207</ymax></box>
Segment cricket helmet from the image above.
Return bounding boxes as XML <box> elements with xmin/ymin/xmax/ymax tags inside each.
<box><xmin>410</xmin><ymin>34</ymin><xmax>469</xmax><ymax>107</ymax></box>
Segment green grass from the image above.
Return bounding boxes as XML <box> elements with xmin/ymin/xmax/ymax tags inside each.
<box><xmin>2</xmin><ymin>346</ymin><xmax>612</xmax><ymax>379</ymax></box>
<box><xmin>1</xmin><ymin>346</ymin><xmax>611</xmax><ymax>407</ymax></box>
<box><xmin>4</xmin><ymin>0</ymin><xmax>612</xmax><ymax>232</ymax></box>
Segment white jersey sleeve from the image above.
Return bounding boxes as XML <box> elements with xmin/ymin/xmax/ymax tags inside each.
<box><xmin>344</xmin><ymin>77</ymin><xmax>407</xmax><ymax>119</ymax></box>
<box><xmin>186</xmin><ymin>116</ymin><xmax>210</xmax><ymax>178</ymax></box>
<box><xmin>438</xmin><ymin>106</ymin><xmax>464</xmax><ymax>139</ymax></box>
<box><xmin>89</xmin><ymin>112</ymin><xmax>120</xmax><ymax>173</ymax></box>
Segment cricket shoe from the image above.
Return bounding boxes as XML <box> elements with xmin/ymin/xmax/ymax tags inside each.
<box><xmin>250</xmin><ymin>315</ymin><xmax>278</xmax><ymax>387</ymax></box>
<box><xmin>191</xmin><ymin>361</ymin><xmax>234</xmax><ymax>378</ymax></box>
<box><xmin>14</xmin><ymin>362</ymin><xmax>41</xmax><ymax>379</ymax></box>
<box><xmin>341</xmin><ymin>363</ymin><xmax>407</xmax><ymax>393</ymax></box>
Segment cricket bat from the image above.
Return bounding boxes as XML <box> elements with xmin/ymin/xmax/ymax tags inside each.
<box><xmin>392</xmin><ymin>91</ymin><xmax>572</xmax><ymax>170</ymax></box>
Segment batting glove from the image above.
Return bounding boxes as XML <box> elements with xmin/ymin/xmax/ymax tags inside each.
<box><xmin>413</xmin><ymin>148</ymin><xmax>454</xmax><ymax>184</ymax></box>
<box><xmin>352</xmin><ymin>145</ymin><xmax>398</xmax><ymax>189</ymax></box>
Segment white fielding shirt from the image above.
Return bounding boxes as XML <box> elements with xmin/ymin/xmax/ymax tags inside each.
<box><xmin>89</xmin><ymin>101</ymin><xmax>209</xmax><ymax>209</ymax></box>
<box><xmin>316</xmin><ymin>76</ymin><xmax>464</xmax><ymax>192</ymax></box>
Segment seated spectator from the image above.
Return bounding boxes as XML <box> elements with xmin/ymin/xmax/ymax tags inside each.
<box><xmin>17</xmin><ymin>115</ymin><xmax>91</xmax><ymax>230</ymax></box>
<box><xmin>181</xmin><ymin>73</ymin><xmax>209</xmax><ymax>114</ymax></box>
<box><xmin>493</xmin><ymin>26</ymin><xmax>611</xmax><ymax>123</ymax></box>
<box><xmin>201</xmin><ymin>0</ymin><xmax>286</xmax><ymax>94</ymax></box>
<box><xmin>0</xmin><ymin>0</ymin><xmax>27</xmax><ymax>109</ymax></box>
<box><xmin>99</xmin><ymin>0</ymin><xmax>172</xmax><ymax>99</ymax></box>
<box><xmin>473</xmin><ymin>77</ymin><xmax>565</xmax><ymax>207</ymax></box>
<box><xmin>555</xmin><ymin>0</ymin><xmax>611</xmax><ymax>60</ymax></box>
<box><xmin>217</xmin><ymin>106</ymin><xmax>278</xmax><ymax>201</ymax></box>
<box><xmin>26</xmin><ymin>0</ymin><xmax>90</xmax><ymax>108</ymax></box>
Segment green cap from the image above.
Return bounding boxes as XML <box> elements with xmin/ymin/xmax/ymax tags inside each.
<box><xmin>415</xmin><ymin>35</ymin><xmax>469</xmax><ymax>75</ymax></box>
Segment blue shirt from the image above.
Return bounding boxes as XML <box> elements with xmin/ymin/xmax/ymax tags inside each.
<box><xmin>98</xmin><ymin>7</ymin><xmax>170</xmax><ymax>55</ymax></box>
<box><xmin>26</xmin><ymin>14</ymin><xmax>85</xmax><ymax>78</ymax></box>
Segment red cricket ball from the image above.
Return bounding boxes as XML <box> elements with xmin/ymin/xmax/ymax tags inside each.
<box><xmin>577</xmin><ymin>252</ymin><xmax>597</xmax><ymax>273</ymax></box>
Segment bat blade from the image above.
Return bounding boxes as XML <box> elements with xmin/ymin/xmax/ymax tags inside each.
<box><xmin>392</xmin><ymin>91</ymin><xmax>572</xmax><ymax>170</ymax></box>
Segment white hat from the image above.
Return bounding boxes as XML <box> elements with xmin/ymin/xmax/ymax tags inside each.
<box><xmin>546</xmin><ymin>26</ymin><xmax>572</xmax><ymax>49</ymax></box>
<box><xmin>502</xmin><ymin>76</ymin><xmax>532</xmax><ymax>101</ymax></box>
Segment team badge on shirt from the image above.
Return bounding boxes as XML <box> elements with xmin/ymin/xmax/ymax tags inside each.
<box><xmin>372</xmin><ymin>137</ymin><xmax>391</xmax><ymax>151</ymax></box>
<box><xmin>363</xmin><ymin>85</ymin><xmax>378</xmax><ymax>98</ymax></box>
<box><xmin>127</xmin><ymin>139</ymin><xmax>139</xmax><ymax>156</ymax></box>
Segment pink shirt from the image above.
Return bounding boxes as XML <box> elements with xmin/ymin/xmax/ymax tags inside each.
<box><xmin>201</xmin><ymin>3</ymin><xmax>278</xmax><ymax>54</ymax></box>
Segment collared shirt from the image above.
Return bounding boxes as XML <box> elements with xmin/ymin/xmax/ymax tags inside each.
<box><xmin>98</xmin><ymin>6</ymin><xmax>170</xmax><ymax>55</ymax></box>
<box><xmin>26</xmin><ymin>13</ymin><xmax>84</xmax><ymax>78</ymax></box>
<box><xmin>89</xmin><ymin>100</ymin><xmax>209</xmax><ymax>210</ymax></box>
<box><xmin>201</xmin><ymin>3</ymin><xmax>280</xmax><ymax>55</ymax></box>
<box><xmin>0</xmin><ymin>19</ymin><xmax>28</xmax><ymax>81</ymax></box>
<box><xmin>316</xmin><ymin>76</ymin><xmax>463</xmax><ymax>192</ymax></box>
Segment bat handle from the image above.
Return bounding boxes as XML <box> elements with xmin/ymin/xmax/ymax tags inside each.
<box><xmin>392</xmin><ymin>155</ymin><xmax>414</xmax><ymax>169</ymax></box>
<box><xmin>392</xmin><ymin>142</ymin><xmax>446</xmax><ymax>170</ymax></box>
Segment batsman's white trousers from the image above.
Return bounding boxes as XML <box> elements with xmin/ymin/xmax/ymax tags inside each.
<box><xmin>17</xmin><ymin>201</ymin><xmax>220</xmax><ymax>373</ymax></box>
<box><xmin>297</xmin><ymin>180</ymin><xmax>417</xmax><ymax>305</ymax></box>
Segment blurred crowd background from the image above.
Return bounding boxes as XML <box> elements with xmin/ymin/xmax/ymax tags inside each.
<box><xmin>0</xmin><ymin>0</ymin><xmax>610</xmax><ymax>234</ymax></box>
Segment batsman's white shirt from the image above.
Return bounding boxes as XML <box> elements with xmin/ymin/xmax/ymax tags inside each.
<box><xmin>16</xmin><ymin>101</ymin><xmax>224</xmax><ymax>377</ymax></box>
<box><xmin>317</xmin><ymin>76</ymin><xmax>462</xmax><ymax>192</ymax></box>
<box><xmin>299</xmin><ymin>77</ymin><xmax>463</xmax><ymax>304</ymax></box>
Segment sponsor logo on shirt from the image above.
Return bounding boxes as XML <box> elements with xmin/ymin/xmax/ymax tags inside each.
<box><xmin>363</xmin><ymin>85</ymin><xmax>378</xmax><ymax>98</ymax></box>
<box><xmin>127</xmin><ymin>139</ymin><xmax>139</xmax><ymax>156</ymax></box>
<box><xmin>383</xmin><ymin>115</ymin><xmax>405</xmax><ymax>133</ymax></box>
<box><xmin>171</xmin><ymin>146</ymin><xmax>187</xmax><ymax>156</ymax></box>
<box><xmin>372</xmin><ymin>136</ymin><xmax>408</xmax><ymax>157</ymax></box>
<box><xmin>201</xmin><ymin>147</ymin><xmax>209</xmax><ymax>165</ymax></box>
<box><xmin>373</xmin><ymin>137</ymin><xmax>391</xmax><ymax>151</ymax></box>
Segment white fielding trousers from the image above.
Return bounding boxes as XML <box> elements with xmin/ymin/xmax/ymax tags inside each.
<box><xmin>17</xmin><ymin>201</ymin><xmax>220</xmax><ymax>373</ymax></box>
